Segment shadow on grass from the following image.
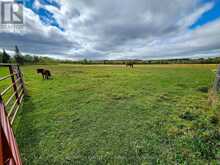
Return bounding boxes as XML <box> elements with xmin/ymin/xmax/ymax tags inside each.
<box><xmin>14</xmin><ymin>96</ymin><xmax>41</xmax><ymax>164</ymax></box>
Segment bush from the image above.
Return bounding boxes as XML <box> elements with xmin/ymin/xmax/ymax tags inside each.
<box><xmin>179</xmin><ymin>111</ymin><xmax>196</xmax><ymax>121</ymax></box>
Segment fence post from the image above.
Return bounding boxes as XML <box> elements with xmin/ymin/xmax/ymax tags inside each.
<box><xmin>17</xmin><ymin>66</ymin><xmax>27</xmax><ymax>96</ymax></box>
<box><xmin>213</xmin><ymin>64</ymin><xmax>220</xmax><ymax>93</ymax></box>
<box><xmin>9</xmin><ymin>65</ymin><xmax>20</xmax><ymax>105</ymax></box>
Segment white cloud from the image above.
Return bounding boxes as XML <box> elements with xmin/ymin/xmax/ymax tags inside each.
<box><xmin>33</xmin><ymin>0</ymin><xmax>42</xmax><ymax>9</ymax></box>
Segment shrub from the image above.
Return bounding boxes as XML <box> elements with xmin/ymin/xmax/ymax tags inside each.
<box><xmin>179</xmin><ymin>111</ymin><xmax>196</xmax><ymax>121</ymax></box>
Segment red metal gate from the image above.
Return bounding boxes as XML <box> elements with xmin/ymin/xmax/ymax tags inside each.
<box><xmin>0</xmin><ymin>64</ymin><xmax>26</xmax><ymax>165</ymax></box>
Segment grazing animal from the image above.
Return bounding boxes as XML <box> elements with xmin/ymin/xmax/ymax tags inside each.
<box><xmin>37</xmin><ymin>69</ymin><xmax>51</xmax><ymax>79</ymax></box>
<box><xmin>126</xmin><ymin>62</ymin><xmax>134</xmax><ymax>68</ymax></box>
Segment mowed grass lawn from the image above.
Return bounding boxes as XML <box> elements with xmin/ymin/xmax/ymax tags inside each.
<box><xmin>11</xmin><ymin>64</ymin><xmax>220</xmax><ymax>164</ymax></box>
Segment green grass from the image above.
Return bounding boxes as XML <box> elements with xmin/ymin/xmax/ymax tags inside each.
<box><xmin>7</xmin><ymin>64</ymin><xmax>220</xmax><ymax>164</ymax></box>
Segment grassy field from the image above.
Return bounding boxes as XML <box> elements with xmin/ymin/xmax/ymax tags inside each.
<box><xmin>6</xmin><ymin>64</ymin><xmax>220</xmax><ymax>164</ymax></box>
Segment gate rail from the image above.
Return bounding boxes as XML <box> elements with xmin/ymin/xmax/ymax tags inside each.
<box><xmin>0</xmin><ymin>63</ymin><xmax>25</xmax><ymax>165</ymax></box>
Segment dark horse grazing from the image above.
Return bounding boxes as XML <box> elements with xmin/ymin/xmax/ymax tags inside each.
<box><xmin>37</xmin><ymin>69</ymin><xmax>51</xmax><ymax>79</ymax></box>
<box><xmin>126</xmin><ymin>62</ymin><xmax>134</xmax><ymax>68</ymax></box>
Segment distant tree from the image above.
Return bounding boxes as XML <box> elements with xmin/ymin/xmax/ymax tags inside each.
<box><xmin>14</xmin><ymin>55</ymin><xmax>24</xmax><ymax>65</ymax></box>
<box><xmin>14</xmin><ymin>45</ymin><xmax>24</xmax><ymax>65</ymax></box>
<box><xmin>33</xmin><ymin>56</ymin><xmax>40</xmax><ymax>64</ymax></box>
<box><xmin>24</xmin><ymin>55</ymin><xmax>34</xmax><ymax>63</ymax></box>
<box><xmin>0</xmin><ymin>52</ymin><xmax>2</xmax><ymax>63</ymax></box>
<box><xmin>2</xmin><ymin>49</ymin><xmax>10</xmax><ymax>63</ymax></box>
<box><xmin>82</xmin><ymin>58</ymin><xmax>88</xmax><ymax>64</ymax></box>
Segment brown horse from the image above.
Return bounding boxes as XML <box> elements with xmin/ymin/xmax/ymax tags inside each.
<box><xmin>126</xmin><ymin>62</ymin><xmax>134</xmax><ymax>68</ymax></box>
<box><xmin>37</xmin><ymin>69</ymin><xmax>51</xmax><ymax>79</ymax></box>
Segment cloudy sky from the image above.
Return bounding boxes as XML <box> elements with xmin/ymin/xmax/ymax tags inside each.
<box><xmin>0</xmin><ymin>0</ymin><xmax>220</xmax><ymax>60</ymax></box>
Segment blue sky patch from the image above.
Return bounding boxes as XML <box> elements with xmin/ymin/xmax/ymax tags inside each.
<box><xmin>190</xmin><ymin>0</ymin><xmax>220</xmax><ymax>29</ymax></box>
<box><xmin>38</xmin><ymin>0</ymin><xmax>60</xmax><ymax>9</ymax></box>
<box><xmin>21</xmin><ymin>0</ymin><xmax>64</xmax><ymax>31</ymax></box>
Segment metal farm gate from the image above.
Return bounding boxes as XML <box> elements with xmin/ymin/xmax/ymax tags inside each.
<box><xmin>0</xmin><ymin>64</ymin><xmax>26</xmax><ymax>165</ymax></box>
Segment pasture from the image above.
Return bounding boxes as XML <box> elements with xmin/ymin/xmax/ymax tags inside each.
<box><xmin>10</xmin><ymin>64</ymin><xmax>220</xmax><ymax>164</ymax></box>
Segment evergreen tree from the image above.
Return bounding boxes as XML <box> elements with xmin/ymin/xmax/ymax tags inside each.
<box><xmin>15</xmin><ymin>45</ymin><xmax>20</xmax><ymax>56</ymax></box>
<box><xmin>14</xmin><ymin>45</ymin><xmax>24</xmax><ymax>65</ymax></box>
<box><xmin>0</xmin><ymin>52</ymin><xmax>2</xmax><ymax>63</ymax></box>
<box><xmin>2</xmin><ymin>49</ymin><xmax>10</xmax><ymax>63</ymax></box>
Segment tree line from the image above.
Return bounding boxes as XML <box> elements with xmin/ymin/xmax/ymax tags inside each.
<box><xmin>0</xmin><ymin>46</ymin><xmax>59</xmax><ymax>65</ymax></box>
<box><xmin>61</xmin><ymin>57</ymin><xmax>220</xmax><ymax>65</ymax></box>
<box><xmin>1</xmin><ymin>46</ymin><xmax>220</xmax><ymax>65</ymax></box>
